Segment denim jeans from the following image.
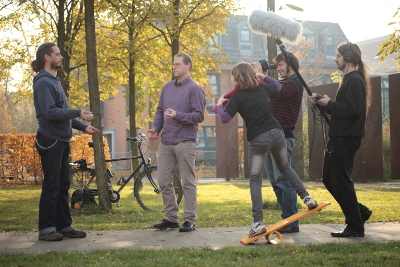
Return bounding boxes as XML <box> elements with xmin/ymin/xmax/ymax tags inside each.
<box><xmin>265</xmin><ymin>138</ymin><xmax>298</xmax><ymax>227</ymax></box>
<box><xmin>35</xmin><ymin>133</ymin><xmax>73</xmax><ymax>234</ymax></box>
<box><xmin>249</xmin><ymin>130</ymin><xmax>308</xmax><ymax>223</ymax></box>
<box><xmin>157</xmin><ymin>141</ymin><xmax>197</xmax><ymax>224</ymax></box>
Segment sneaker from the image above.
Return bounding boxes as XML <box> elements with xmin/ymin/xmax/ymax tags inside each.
<box><xmin>248</xmin><ymin>222</ymin><xmax>266</xmax><ymax>237</ymax></box>
<box><xmin>59</xmin><ymin>229</ymin><xmax>87</xmax><ymax>238</ymax></box>
<box><xmin>38</xmin><ymin>231</ymin><xmax>63</xmax><ymax>241</ymax></box>
<box><xmin>179</xmin><ymin>221</ymin><xmax>196</xmax><ymax>232</ymax></box>
<box><xmin>279</xmin><ymin>224</ymin><xmax>300</xmax><ymax>234</ymax></box>
<box><xmin>303</xmin><ymin>196</ymin><xmax>318</xmax><ymax>209</ymax></box>
<box><xmin>153</xmin><ymin>219</ymin><xmax>179</xmax><ymax>230</ymax></box>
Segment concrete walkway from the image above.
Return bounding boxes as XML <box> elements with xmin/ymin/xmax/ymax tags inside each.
<box><xmin>1</xmin><ymin>222</ymin><xmax>399</xmax><ymax>254</ymax></box>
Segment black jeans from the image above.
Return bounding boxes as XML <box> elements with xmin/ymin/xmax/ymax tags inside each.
<box><xmin>322</xmin><ymin>136</ymin><xmax>366</xmax><ymax>233</ymax></box>
<box><xmin>35</xmin><ymin>133</ymin><xmax>73</xmax><ymax>234</ymax></box>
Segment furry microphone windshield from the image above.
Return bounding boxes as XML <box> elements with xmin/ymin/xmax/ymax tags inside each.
<box><xmin>248</xmin><ymin>10</ymin><xmax>303</xmax><ymax>44</ymax></box>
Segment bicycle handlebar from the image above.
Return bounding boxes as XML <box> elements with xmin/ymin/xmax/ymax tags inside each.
<box><xmin>84</xmin><ymin>133</ymin><xmax>148</xmax><ymax>163</ymax></box>
<box><xmin>88</xmin><ymin>133</ymin><xmax>148</xmax><ymax>148</ymax></box>
<box><xmin>126</xmin><ymin>133</ymin><xmax>147</xmax><ymax>143</ymax></box>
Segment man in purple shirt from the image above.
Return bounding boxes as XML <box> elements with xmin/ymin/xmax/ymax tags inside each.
<box><xmin>148</xmin><ymin>53</ymin><xmax>206</xmax><ymax>232</ymax></box>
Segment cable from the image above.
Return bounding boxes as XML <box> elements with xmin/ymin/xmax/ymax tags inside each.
<box><xmin>308</xmin><ymin>101</ymin><xmax>335</xmax><ymax>181</ymax></box>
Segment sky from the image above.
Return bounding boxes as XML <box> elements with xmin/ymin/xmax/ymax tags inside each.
<box><xmin>239</xmin><ymin>0</ymin><xmax>399</xmax><ymax>43</ymax></box>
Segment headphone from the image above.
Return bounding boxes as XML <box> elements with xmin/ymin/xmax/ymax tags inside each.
<box><xmin>343</xmin><ymin>41</ymin><xmax>354</xmax><ymax>63</ymax></box>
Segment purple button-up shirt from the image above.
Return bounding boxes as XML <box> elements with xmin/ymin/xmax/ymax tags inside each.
<box><xmin>153</xmin><ymin>76</ymin><xmax>206</xmax><ymax>145</ymax></box>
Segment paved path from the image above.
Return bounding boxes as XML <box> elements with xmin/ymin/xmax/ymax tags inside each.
<box><xmin>1</xmin><ymin>222</ymin><xmax>399</xmax><ymax>254</ymax></box>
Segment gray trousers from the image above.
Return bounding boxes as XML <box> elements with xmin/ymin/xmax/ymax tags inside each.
<box><xmin>249</xmin><ymin>130</ymin><xmax>309</xmax><ymax>223</ymax></box>
<box><xmin>157</xmin><ymin>141</ymin><xmax>197</xmax><ymax>224</ymax></box>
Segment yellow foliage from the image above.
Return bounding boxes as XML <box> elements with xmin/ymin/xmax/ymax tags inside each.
<box><xmin>330</xmin><ymin>71</ymin><xmax>343</xmax><ymax>83</ymax></box>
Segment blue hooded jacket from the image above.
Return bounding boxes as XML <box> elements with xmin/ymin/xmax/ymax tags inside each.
<box><xmin>33</xmin><ymin>69</ymin><xmax>87</xmax><ymax>142</ymax></box>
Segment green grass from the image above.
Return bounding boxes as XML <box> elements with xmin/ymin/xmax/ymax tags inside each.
<box><xmin>0</xmin><ymin>182</ymin><xmax>399</xmax><ymax>266</ymax></box>
<box><xmin>0</xmin><ymin>242</ymin><xmax>399</xmax><ymax>267</ymax></box>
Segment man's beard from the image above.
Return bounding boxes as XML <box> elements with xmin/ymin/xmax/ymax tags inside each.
<box><xmin>50</xmin><ymin>61</ymin><xmax>63</xmax><ymax>71</ymax></box>
<box><xmin>337</xmin><ymin>62</ymin><xmax>346</xmax><ymax>71</ymax></box>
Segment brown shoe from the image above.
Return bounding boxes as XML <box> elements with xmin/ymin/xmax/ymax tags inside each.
<box><xmin>58</xmin><ymin>229</ymin><xmax>87</xmax><ymax>238</ymax></box>
<box><xmin>38</xmin><ymin>231</ymin><xmax>63</xmax><ymax>241</ymax></box>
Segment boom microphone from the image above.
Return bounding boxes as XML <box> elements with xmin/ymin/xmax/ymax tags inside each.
<box><xmin>248</xmin><ymin>10</ymin><xmax>303</xmax><ymax>44</ymax></box>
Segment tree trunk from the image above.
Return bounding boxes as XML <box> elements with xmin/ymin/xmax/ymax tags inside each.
<box><xmin>84</xmin><ymin>0</ymin><xmax>111</xmax><ymax>210</ymax></box>
<box><xmin>56</xmin><ymin>0</ymin><xmax>67</xmax><ymax>96</ymax></box>
<box><xmin>127</xmin><ymin>4</ymin><xmax>138</xmax><ymax>169</ymax></box>
<box><xmin>171</xmin><ymin>0</ymin><xmax>180</xmax><ymax>79</ymax></box>
<box><xmin>128</xmin><ymin>27</ymin><xmax>138</xmax><ymax>168</ymax></box>
<box><xmin>56</xmin><ymin>0</ymin><xmax>70</xmax><ymax>97</ymax></box>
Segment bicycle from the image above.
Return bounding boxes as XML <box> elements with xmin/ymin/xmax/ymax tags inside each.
<box><xmin>69</xmin><ymin>133</ymin><xmax>183</xmax><ymax>212</ymax></box>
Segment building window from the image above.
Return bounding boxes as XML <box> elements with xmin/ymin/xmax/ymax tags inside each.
<box><xmin>208</xmin><ymin>34</ymin><xmax>220</xmax><ymax>48</ymax></box>
<box><xmin>240</xmin><ymin>26</ymin><xmax>251</xmax><ymax>50</ymax></box>
<box><xmin>206</xmin><ymin>74</ymin><xmax>220</xmax><ymax>114</ymax></box>
<box><xmin>303</xmin><ymin>27</ymin><xmax>316</xmax><ymax>58</ymax></box>
<box><xmin>382</xmin><ymin>79</ymin><xmax>389</xmax><ymax>120</ymax></box>
<box><xmin>326</xmin><ymin>34</ymin><xmax>334</xmax><ymax>55</ymax></box>
<box><xmin>100</xmin><ymin>101</ymin><xmax>104</xmax><ymax>119</ymax></box>
<box><xmin>103</xmin><ymin>133</ymin><xmax>113</xmax><ymax>157</ymax></box>
<box><xmin>126</xmin><ymin>129</ymin><xmax>131</xmax><ymax>154</ymax></box>
<box><xmin>126</xmin><ymin>97</ymin><xmax>129</xmax><ymax>117</ymax></box>
<box><xmin>196</xmin><ymin>126</ymin><xmax>216</xmax><ymax>166</ymax></box>
<box><xmin>102</xmin><ymin>130</ymin><xmax>115</xmax><ymax>161</ymax></box>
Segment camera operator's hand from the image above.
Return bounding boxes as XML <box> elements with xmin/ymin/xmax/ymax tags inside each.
<box><xmin>317</xmin><ymin>95</ymin><xmax>331</xmax><ymax>106</ymax></box>
<box><xmin>252</xmin><ymin>61</ymin><xmax>263</xmax><ymax>74</ymax></box>
<box><xmin>308</xmin><ymin>95</ymin><xmax>317</xmax><ymax>104</ymax></box>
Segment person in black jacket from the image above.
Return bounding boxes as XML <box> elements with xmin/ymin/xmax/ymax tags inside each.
<box><xmin>32</xmin><ymin>42</ymin><xmax>100</xmax><ymax>241</ymax></box>
<box><xmin>309</xmin><ymin>42</ymin><xmax>372</xmax><ymax>237</ymax></box>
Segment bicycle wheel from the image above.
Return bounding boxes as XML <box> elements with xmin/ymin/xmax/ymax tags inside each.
<box><xmin>134</xmin><ymin>166</ymin><xmax>183</xmax><ymax>212</ymax></box>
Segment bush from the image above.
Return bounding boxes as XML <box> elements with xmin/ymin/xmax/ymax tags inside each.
<box><xmin>0</xmin><ymin>133</ymin><xmax>110</xmax><ymax>185</ymax></box>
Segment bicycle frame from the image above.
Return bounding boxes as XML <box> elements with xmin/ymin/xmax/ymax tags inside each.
<box><xmin>70</xmin><ymin>133</ymin><xmax>183</xmax><ymax>211</ymax></box>
<box><xmin>110</xmin><ymin>137</ymin><xmax>156</xmax><ymax>193</ymax></box>
<box><xmin>92</xmin><ymin>134</ymin><xmax>159</xmax><ymax>194</ymax></box>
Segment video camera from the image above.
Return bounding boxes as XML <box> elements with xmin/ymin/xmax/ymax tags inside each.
<box><xmin>258</xmin><ymin>59</ymin><xmax>277</xmax><ymax>72</ymax></box>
